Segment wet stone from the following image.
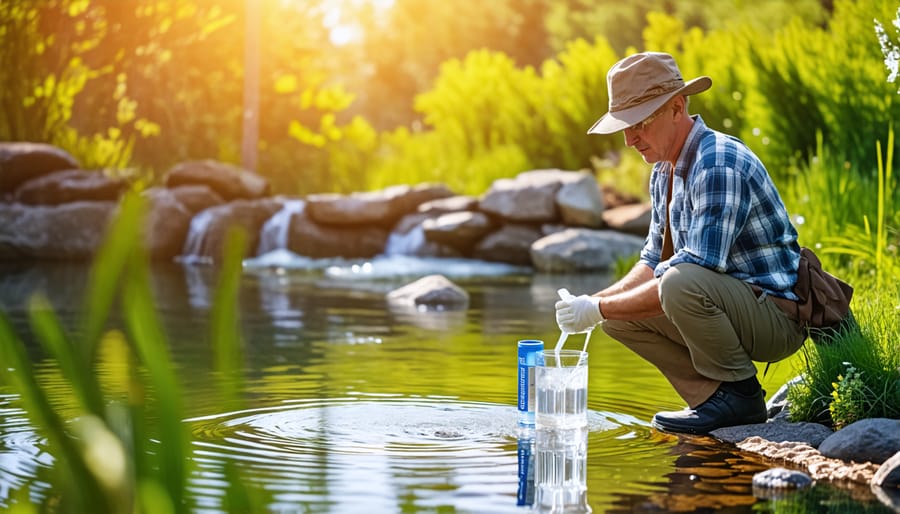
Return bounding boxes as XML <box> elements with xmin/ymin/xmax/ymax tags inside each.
<box><xmin>752</xmin><ymin>467</ymin><xmax>813</xmax><ymax>489</ymax></box>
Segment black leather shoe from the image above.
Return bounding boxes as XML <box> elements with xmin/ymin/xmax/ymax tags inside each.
<box><xmin>651</xmin><ymin>385</ymin><xmax>767</xmax><ymax>435</ymax></box>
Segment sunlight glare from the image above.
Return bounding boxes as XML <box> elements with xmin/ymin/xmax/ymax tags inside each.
<box><xmin>316</xmin><ymin>0</ymin><xmax>395</xmax><ymax>46</ymax></box>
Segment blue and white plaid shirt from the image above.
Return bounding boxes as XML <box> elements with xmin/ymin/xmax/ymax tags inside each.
<box><xmin>639</xmin><ymin>115</ymin><xmax>800</xmax><ymax>300</ymax></box>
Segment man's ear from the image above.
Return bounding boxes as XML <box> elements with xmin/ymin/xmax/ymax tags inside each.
<box><xmin>673</xmin><ymin>96</ymin><xmax>687</xmax><ymax>118</ymax></box>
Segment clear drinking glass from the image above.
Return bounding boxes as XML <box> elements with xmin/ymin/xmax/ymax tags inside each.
<box><xmin>533</xmin><ymin>426</ymin><xmax>591</xmax><ymax>513</ymax></box>
<box><xmin>535</xmin><ymin>350</ymin><xmax>588</xmax><ymax>430</ymax></box>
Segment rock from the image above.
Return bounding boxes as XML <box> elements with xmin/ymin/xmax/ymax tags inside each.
<box><xmin>165</xmin><ymin>160</ymin><xmax>270</xmax><ymax>201</ymax></box>
<box><xmin>417</xmin><ymin>194</ymin><xmax>479</xmax><ymax>215</ymax></box>
<box><xmin>386</xmin><ymin>274</ymin><xmax>469</xmax><ymax>310</ymax></box>
<box><xmin>0</xmin><ymin>201</ymin><xmax>115</xmax><ymax>259</ymax></box>
<box><xmin>386</xmin><ymin>213</ymin><xmax>460</xmax><ymax>257</ymax></box>
<box><xmin>601</xmin><ymin>202</ymin><xmax>651</xmax><ymax>237</ymax></box>
<box><xmin>872</xmin><ymin>485</ymin><xmax>900</xmax><ymax>513</ymax></box>
<box><xmin>472</xmin><ymin>224</ymin><xmax>542</xmax><ymax>266</ymax></box>
<box><xmin>752</xmin><ymin>467</ymin><xmax>813</xmax><ymax>489</ymax></box>
<box><xmin>169</xmin><ymin>184</ymin><xmax>225</xmax><ymax>214</ymax></box>
<box><xmin>602</xmin><ymin>186</ymin><xmax>641</xmax><ymax>209</ymax></box>
<box><xmin>736</xmin><ymin>436</ymin><xmax>880</xmax><ymax>484</ymax></box>
<box><xmin>286</xmin><ymin>208</ymin><xmax>389</xmax><ymax>259</ymax></box>
<box><xmin>14</xmin><ymin>169</ymin><xmax>127</xmax><ymax>205</ymax></box>
<box><xmin>873</xmin><ymin>450</ymin><xmax>900</xmax><ymax>488</ymax></box>
<box><xmin>0</xmin><ymin>142</ymin><xmax>80</xmax><ymax>195</ymax></box>
<box><xmin>530</xmin><ymin>228</ymin><xmax>644</xmax><ymax>272</ymax></box>
<box><xmin>422</xmin><ymin>211</ymin><xmax>495</xmax><ymax>249</ymax></box>
<box><xmin>394</xmin><ymin>182</ymin><xmax>455</xmax><ymax>213</ymax></box>
<box><xmin>140</xmin><ymin>187</ymin><xmax>194</xmax><ymax>260</ymax></box>
<box><xmin>711</xmin><ymin>421</ymin><xmax>833</xmax><ymax>448</ymax></box>
<box><xmin>479</xmin><ymin>169</ymin><xmax>568</xmax><ymax>223</ymax></box>
<box><xmin>181</xmin><ymin>198</ymin><xmax>281</xmax><ymax>261</ymax></box>
<box><xmin>556</xmin><ymin>172</ymin><xmax>604</xmax><ymax>227</ymax></box>
<box><xmin>765</xmin><ymin>375</ymin><xmax>806</xmax><ymax>421</ymax></box>
<box><xmin>818</xmin><ymin>418</ymin><xmax>900</xmax><ymax>464</ymax></box>
<box><xmin>306</xmin><ymin>184</ymin><xmax>452</xmax><ymax>227</ymax></box>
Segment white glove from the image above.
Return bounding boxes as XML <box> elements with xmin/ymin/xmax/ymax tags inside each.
<box><xmin>555</xmin><ymin>294</ymin><xmax>604</xmax><ymax>334</ymax></box>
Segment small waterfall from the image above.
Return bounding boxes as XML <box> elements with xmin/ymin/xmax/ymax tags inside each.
<box><xmin>257</xmin><ymin>199</ymin><xmax>305</xmax><ymax>255</ymax></box>
<box><xmin>180</xmin><ymin>208</ymin><xmax>218</xmax><ymax>264</ymax></box>
<box><xmin>384</xmin><ymin>223</ymin><xmax>426</xmax><ymax>256</ymax></box>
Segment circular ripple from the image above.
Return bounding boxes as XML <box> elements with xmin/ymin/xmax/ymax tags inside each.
<box><xmin>186</xmin><ymin>397</ymin><xmax>621</xmax><ymax>512</ymax></box>
<box><xmin>189</xmin><ymin>396</ymin><xmax>616</xmax><ymax>459</ymax></box>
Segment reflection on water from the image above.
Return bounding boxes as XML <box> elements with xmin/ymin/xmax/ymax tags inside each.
<box><xmin>0</xmin><ymin>259</ymin><xmax>893</xmax><ymax>513</ymax></box>
<box><xmin>188</xmin><ymin>397</ymin><xmax>612</xmax><ymax>513</ymax></box>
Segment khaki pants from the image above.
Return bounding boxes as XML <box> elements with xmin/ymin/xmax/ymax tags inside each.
<box><xmin>601</xmin><ymin>263</ymin><xmax>806</xmax><ymax>408</ymax></box>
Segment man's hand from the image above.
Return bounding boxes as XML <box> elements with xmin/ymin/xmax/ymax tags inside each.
<box><xmin>555</xmin><ymin>294</ymin><xmax>604</xmax><ymax>333</ymax></box>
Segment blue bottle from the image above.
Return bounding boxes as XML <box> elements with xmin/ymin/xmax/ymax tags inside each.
<box><xmin>517</xmin><ymin>339</ymin><xmax>544</xmax><ymax>426</ymax></box>
<box><xmin>516</xmin><ymin>428</ymin><xmax>535</xmax><ymax>506</ymax></box>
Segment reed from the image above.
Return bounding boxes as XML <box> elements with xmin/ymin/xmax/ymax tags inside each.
<box><xmin>0</xmin><ymin>192</ymin><xmax>252</xmax><ymax>513</ymax></box>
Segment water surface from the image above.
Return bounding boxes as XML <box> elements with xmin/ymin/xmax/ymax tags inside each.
<box><xmin>0</xmin><ymin>257</ymin><xmax>889</xmax><ymax>513</ymax></box>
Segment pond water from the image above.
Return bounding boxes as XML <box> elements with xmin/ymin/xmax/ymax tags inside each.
<box><xmin>0</xmin><ymin>256</ymin><xmax>891</xmax><ymax>513</ymax></box>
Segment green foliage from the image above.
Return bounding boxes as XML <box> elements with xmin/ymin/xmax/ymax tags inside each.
<box><xmin>823</xmin><ymin>129</ymin><xmax>900</xmax><ymax>287</ymax></box>
<box><xmin>0</xmin><ymin>2</ymin><xmax>135</xmax><ymax>168</ymax></box>
<box><xmin>739</xmin><ymin>1</ymin><xmax>900</xmax><ymax>177</ymax></box>
<box><xmin>779</xmin><ymin>127</ymin><xmax>900</xmax><ymax>429</ymax></box>
<box><xmin>785</xmin><ymin>287</ymin><xmax>900</xmax><ymax>427</ymax></box>
<box><xmin>367</xmin><ymin>39</ymin><xmax>621</xmax><ymax>192</ymax></box>
<box><xmin>829</xmin><ymin>362</ymin><xmax>871</xmax><ymax>429</ymax></box>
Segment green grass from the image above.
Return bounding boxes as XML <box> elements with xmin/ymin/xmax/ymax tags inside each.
<box><xmin>781</xmin><ymin>129</ymin><xmax>900</xmax><ymax>428</ymax></box>
<box><xmin>786</xmin><ymin>286</ymin><xmax>900</xmax><ymax>428</ymax></box>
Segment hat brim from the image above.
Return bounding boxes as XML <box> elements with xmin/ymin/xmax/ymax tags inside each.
<box><xmin>587</xmin><ymin>76</ymin><xmax>712</xmax><ymax>135</ymax></box>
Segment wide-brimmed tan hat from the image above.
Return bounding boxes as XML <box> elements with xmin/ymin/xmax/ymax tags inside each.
<box><xmin>587</xmin><ymin>52</ymin><xmax>711</xmax><ymax>135</ymax></box>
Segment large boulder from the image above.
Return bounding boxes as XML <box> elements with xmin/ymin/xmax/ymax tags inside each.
<box><xmin>306</xmin><ymin>183</ymin><xmax>453</xmax><ymax>227</ymax></box>
<box><xmin>556</xmin><ymin>172</ymin><xmax>605</xmax><ymax>227</ymax></box>
<box><xmin>417</xmin><ymin>194</ymin><xmax>479</xmax><ymax>215</ymax></box>
<box><xmin>286</xmin><ymin>208</ymin><xmax>389</xmax><ymax>258</ymax></box>
<box><xmin>530</xmin><ymin>228</ymin><xmax>644</xmax><ymax>272</ymax></box>
<box><xmin>14</xmin><ymin>169</ymin><xmax>127</xmax><ymax>205</ymax></box>
<box><xmin>165</xmin><ymin>160</ymin><xmax>270</xmax><ymax>201</ymax></box>
<box><xmin>602</xmin><ymin>202</ymin><xmax>651</xmax><ymax>237</ymax></box>
<box><xmin>0</xmin><ymin>201</ymin><xmax>115</xmax><ymax>259</ymax></box>
<box><xmin>818</xmin><ymin>418</ymin><xmax>900</xmax><ymax>464</ymax></box>
<box><xmin>385</xmin><ymin>213</ymin><xmax>461</xmax><ymax>257</ymax></box>
<box><xmin>141</xmin><ymin>187</ymin><xmax>194</xmax><ymax>260</ymax></box>
<box><xmin>422</xmin><ymin>211</ymin><xmax>495</xmax><ymax>250</ymax></box>
<box><xmin>479</xmin><ymin>169</ymin><xmax>565</xmax><ymax>223</ymax></box>
<box><xmin>168</xmin><ymin>184</ymin><xmax>225</xmax><ymax>214</ymax></box>
<box><xmin>0</xmin><ymin>142</ymin><xmax>80</xmax><ymax>195</ymax></box>
<box><xmin>472</xmin><ymin>224</ymin><xmax>543</xmax><ymax>266</ymax></box>
<box><xmin>181</xmin><ymin>198</ymin><xmax>282</xmax><ymax>262</ymax></box>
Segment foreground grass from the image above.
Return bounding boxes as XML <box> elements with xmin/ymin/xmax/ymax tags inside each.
<box><xmin>0</xmin><ymin>193</ymin><xmax>254</xmax><ymax>513</ymax></box>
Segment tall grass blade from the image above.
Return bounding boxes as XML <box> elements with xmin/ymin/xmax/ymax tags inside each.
<box><xmin>121</xmin><ymin>249</ymin><xmax>190</xmax><ymax>513</ymax></box>
<box><xmin>211</xmin><ymin>227</ymin><xmax>248</xmax><ymax>410</ymax></box>
<box><xmin>81</xmin><ymin>193</ymin><xmax>146</xmax><ymax>368</ymax></box>
<box><xmin>0</xmin><ymin>315</ymin><xmax>107</xmax><ymax>513</ymax></box>
<box><xmin>28</xmin><ymin>295</ymin><xmax>105</xmax><ymax>416</ymax></box>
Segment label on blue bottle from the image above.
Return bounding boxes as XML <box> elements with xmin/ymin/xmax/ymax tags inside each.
<box><xmin>517</xmin><ymin>340</ymin><xmax>543</xmax><ymax>425</ymax></box>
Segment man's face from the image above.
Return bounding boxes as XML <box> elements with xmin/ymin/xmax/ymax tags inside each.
<box><xmin>622</xmin><ymin>99</ymin><xmax>678</xmax><ymax>164</ymax></box>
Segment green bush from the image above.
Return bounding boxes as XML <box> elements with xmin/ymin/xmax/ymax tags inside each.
<box><xmin>786</xmin><ymin>285</ymin><xmax>900</xmax><ymax>427</ymax></box>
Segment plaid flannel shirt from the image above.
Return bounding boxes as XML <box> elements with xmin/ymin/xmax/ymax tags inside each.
<box><xmin>638</xmin><ymin>115</ymin><xmax>800</xmax><ymax>300</ymax></box>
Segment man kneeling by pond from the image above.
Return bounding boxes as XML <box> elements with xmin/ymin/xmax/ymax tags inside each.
<box><xmin>554</xmin><ymin>52</ymin><xmax>811</xmax><ymax>435</ymax></box>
